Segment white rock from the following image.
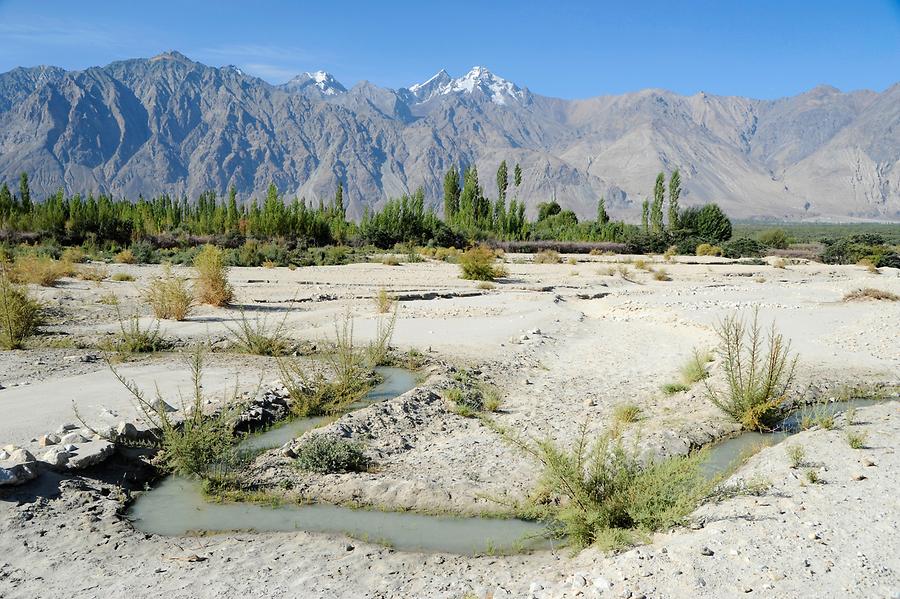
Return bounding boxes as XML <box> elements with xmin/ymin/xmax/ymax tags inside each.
<box><xmin>40</xmin><ymin>448</ymin><xmax>72</xmax><ymax>468</ymax></box>
<box><xmin>60</xmin><ymin>432</ymin><xmax>88</xmax><ymax>445</ymax></box>
<box><xmin>66</xmin><ymin>440</ymin><xmax>115</xmax><ymax>470</ymax></box>
<box><xmin>39</xmin><ymin>434</ymin><xmax>61</xmax><ymax>447</ymax></box>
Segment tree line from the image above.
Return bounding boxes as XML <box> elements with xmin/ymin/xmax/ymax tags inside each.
<box><xmin>0</xmin><ymin>167</ymin><xmax>732</xmax><ymax>253</ymax></box>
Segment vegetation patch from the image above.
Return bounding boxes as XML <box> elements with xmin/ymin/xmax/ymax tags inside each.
<box><xmin>145</xmin><ymin>266</ymin><xmax>194</xmax><ymax>320</ymax></box>
<box><xmin>0</xmin><ymin>272</ymin><xmax>43</xmax><ymax>349</ymax></box>
<box><xmin>842</xmin><ymin>287</ymin><xmax>899</xmax><ymax>302</ymax></box>
<box><xmin>194</xmin><ymin>244</ymin><xmax>234</xmax><ymax>306</ymax></box>
<box><xmin>459</xmin><ymin>246</ymin><xmax>508</xmax><ymax>281</ymax></box>
<box><xmin>295</xmin><ymin>434</ymin><xmax>369</xmax><ymax>474</ymax></box>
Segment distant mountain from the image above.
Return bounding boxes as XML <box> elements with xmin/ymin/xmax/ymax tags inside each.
<box><xmin>0</xmin><ymin>51</ymin><xmax>897</xmax><ymax>221</ymax></box>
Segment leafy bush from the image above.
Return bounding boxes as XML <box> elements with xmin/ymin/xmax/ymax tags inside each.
<box><xmin>786</xmin><ymin>444</ymin><xmax>805</xmax><ymax>469</ymax></box>
<box><xmin>612</xmin><ymin>403</ymin><xmax>641</xmax><ymax>426</ymax></box>
<box><xmin>295</xmin><ymin>434</ymin><xmax>369</xmax><ymax>474</ymax></box>
<box><xmin>704</xmin><ymin>309</ymin><xmax>797</xmax><ymax>431</ymax></box>
<box><xmin>695</xmin><ymin>204</ymin><xmax>733</xmax><ymax>242</ymax></box>
<box><xmin>497</xmin><ymin>424</ymin><xmax>715</xmax><ymax>549</ymax></box>
<box><xmin>112</xmin><ymin>311</ymin><xmax>167</xmax><ymax>353</ymax></box>
<box><xmin>459</xmin><ymin>246</ymin><xmax>508</xmax><ymax>281</ymax></box>
<box><xmin>109</xmin><ymin>345</ymin><xmax>241</xmax><ymax>477</ymax></box>
<box><xmin>0</xmin><ymin>273</ymin><xmax>43</xmax><ymax>349</ymax></box>
<box><xmin>758</xmin><ymin>228</ymin><xmax>790</xmax><ymax>249</ymax></box>
<box><xmin>145</xmin><ymin>266</ymin><xmax>194</xmax><ymax>320</ymax></box>
<box><xmin>193</xmin><ymin>244</ymin><xmax>233</xmax><ymax>306</ymax></box>
<box><xmin>129</xmin><ymin>242</ymin><xmax>157</xmax><ymax>264</ymax></box>
<box><xmin>722</xmin><ymin>238</ymin><xmax>765</xmax><ymax>258</ymax></box>
<box><xmin>10</xmin><ymin>255</ymin><xmax>70</xmax><ymax>286</ymax></box>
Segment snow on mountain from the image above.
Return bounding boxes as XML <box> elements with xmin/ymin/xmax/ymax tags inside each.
<box><xmin>280</xmin><ymin>70</ymin><xmax>347</xmax><ymax>96</ymax></box>
<box><xmin>405</xmin><ymin>66</ymin><xmax>526</xmax><ymax>105</ymax></box>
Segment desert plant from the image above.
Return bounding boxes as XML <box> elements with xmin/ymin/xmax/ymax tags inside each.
<box><xmin>380</xmin><ymin>255</ymin><xmax>401</xmax><ymax>266</ymax></box>
<box><xmin>846</xmin><ymin>430</ymin><xmax>867</xmax><ymax>449</ymax></box>
<box><xmin>374</xmin><ymin>288</ymin><xmax>395</xmax><ymax>313</ymax></box>
<box><xmin>114</xmin><ymin>249</ymin><xmax>136</xmax><ymax>264</ymax></box>
<box><xmin>772</xmin><ymin>258</ymin><xmax>787</xmax><ymax>269</ymax></box>
<box><xmin>444</xmin><ymin>387</ymin><xmax>484</xmax><ymax>417</ymax></box>
<box><xmin>798</xmin><ymin>402</ymin><xmax>836</xmax><ymax>431</ymax></box>
<box><xmin>11</xmin><ymin>255</ymin><xmax>69</xmax><ymax>286</ymax></box>
<box><xmin>145</xmin><ymin>266</ymin><xmax>194</xmax><ymax>320</ymax></box>
<box><xmin>634</xmin><ymin>258</ymin><xmax>651</xmax><ymax>271</ymax></box>
<box><xmin>680</xmin><ymin>351</ymin><xmax>712</xmax><ymax>385</ymax></box>
<box><xmin>695</xmin><ymin>243</ymin><xmax>723</xmax><ymax>257</ymax></box>
<box><xmin>567</xmin><ymin>257</ymin><xmax>578</xmax><ymax>265</ymax></box>
<box><xmin>194</xmin><ymin>244</ymin><xmax>233</xmax><ymax>306</ymax></box>
<box><xmin>612</xmin><ymin>403</ymin><xmax>641</xmax><ymax>426</ymax></box>
<box><xmin>704</xmin><ymin>308</ymin><xmax>797</xmax><ymax>431</ymax></box>
<box><xmin>494</xmin><ymin>423</ymin><xmax>715</xmax><ymax>549</ymax></box>
<box><xmin>477</xmin><ymin>281</ymin><xmax>496</xmax><ymax>290</ymax></box>
<box><xmin>859</xmin><ymin>258</ymin><xmax>879</xmax><ymax>274</ymax></box>
<box><xmin>843</xmin><ymin>288</ymin><xmax>899</xmax><ymax>302</ymax></box>
<box><xmin>111</xmin><ymin>272</ymin><xmax>135</xmax><ymax>282</ymax></box>
<box><xmin>77</xmin><ymin>264</ymin><xmax>109</xmax><ymax>283</ymax></box>
<box><xmin>262</xmin><ymin>260</ymin><xmax>276</xmax><ymax>269</ymax></box>
<box><xmin>804</xmin><ymin>469</ymin><xmax>821</xmax><ymax>484</ymax></box>
<box><xmin>661</xmin><ymin>382</ymin><xmax>690</xmax><ymax>395</ymax></box>
<box><xmin>109</xmin><ymin>344</ymin><xmax>242</xmax><ymax>477</ymax></box>
<box><xmin>459</xmin><ymin>246</ymin><xmax>508</xmax><ymax>281</ymax></box>
<box><xmin>60</xmin><ymin>247</ymin><xmax>87</xmax><ymax>264</ymax></box>
<box><xmin>786</xmin><ymin>444</ymin><xmax>805</xmax><ymax>469</ymax></box>
<box><xmin>663</xmin><ymin>246</ymin><xmax>678</xmax><ymax>262</ymax></box>
<box><xmin>0</xmin><ymin>273</ymin><xmax>43</xmax><ymax>349</ymax></box>
<box><xmin>295</xmin><ymin>434</ymin><xmax>369</xmax><ymax>474</ymax></box>
<box><xmin>652</xmin><ymin>268</ymin><xmax>671</xmax><ymax>281</ymax></box>
<box><xmin>534</xmin><ymin>250</ymin><xmax>561</xmax><ymax>264</ymax></box>
<box><xmin>112</xmin><ymin>310</ymin><xmax>167</xmax><ymax>353</ymax></box>
<box><xmin>365</xmin><ymin>308</ymin><xmax>398</xmax><ymax>368</ymax></box>
<box><xmin>225</xmin><ymin>308</ymin><xmax>290</xmax><ymax>356</ymax></box>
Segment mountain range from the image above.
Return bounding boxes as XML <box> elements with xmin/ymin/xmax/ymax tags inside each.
<box><xmin>0</xmin><ymin>50</ymin><xmax>898</xmax><ymax>222</ymax></box>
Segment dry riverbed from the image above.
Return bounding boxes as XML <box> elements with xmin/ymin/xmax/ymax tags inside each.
<box><xmin>1</xmin><ymin>254</ymin><xmax>898</xmax><ymax>598</ymax></box>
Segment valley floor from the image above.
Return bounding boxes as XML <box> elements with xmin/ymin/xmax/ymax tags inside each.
<box><xmin>1</xmin><ymin>254</ymin><xmax>898</xmax><ymax>598</ymax></box>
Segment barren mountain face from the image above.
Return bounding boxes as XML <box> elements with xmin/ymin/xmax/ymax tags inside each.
<box><xmin>0</xmin><ymin>51</ymin><xmax>897</xmax><ymax>221</ymax></box>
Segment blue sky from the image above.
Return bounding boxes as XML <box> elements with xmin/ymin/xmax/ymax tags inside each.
<box><xmin>0</xmin><ymin>0</ymin><xmax>898</xmax><ymax>99</ymax></box>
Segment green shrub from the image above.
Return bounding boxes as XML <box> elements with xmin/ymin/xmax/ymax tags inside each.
<box><xmin>534</xmin><ymin>250</ymin><xmax>561</xmax><ymax>264</ymax></box>
<box><xmin>496</xmin><ymin>424</ymin><xmax>715</xmax><ymax>549</ymax></box>
<box><xmin>459</xmin><ymin>246</ymin><xmax>508</xmax><ymax>281</ymax></box>
<box><xmin>194</xmin><ymin>244</ymin><xmax>233</xmax><ymax>306</ymax></box>
<box><xmin>704</xmin><ymin>309</ymin><xmax>797</xmax><ymax>431</ymax></box>
<box><xmin>846</xmin><ymin>430</ymin><xmax>867</xmax><ymax>449</ymax></box>
<box><xmin>112</xmin><ymin>311</ymin><xmax>167</xmax><ymax>353</ymax></box>
<box><xmin>695</xmin><ymin>243</ymin><xmax>722</xmax><ymax>257</ymax></box>
<box><xmin>786</xmin><ymin>444</ymin><xmax>805</xmax><ymax>469</ymax></box>
<box><xmin>295</xmin><ymin>434</ymin><xmax>369</xmax><ymax>474</ymax></box>
<box><xmin>695</xmin><ymin>204</ymin><xmax>732</xmax><ymax>242</ymax></box>
<box><xmin>111</xmin><ymin>272</ymin><xmax>135</xmax><ymax>282</ymax></box>
<box><xmin>723</xmin><ymin>238</ymin><xmax>765</xmax><ymax>258</ymax></box>
<box><xmin>662</xmin><ymin>382</ymin><xmax>690</xmax><ymax>395</ymax></box>
<box><xmin>0</xmin><ymin>273</ymin><xmax>43</xmax><ymax>349</ymax></box>
<box><xmin>226</xmin><ymin>309</ymin><xmax>290</xmax><ymax>356</ymax></box>
<box><xmin>612</xmin><ymin>403</ymin><xmax>641</xmax><ymax>426</ymax></box>
<box><xmin>758</xmin><ymin>228</ymin><xmax>790</xmax><ymax>249</ymax></box>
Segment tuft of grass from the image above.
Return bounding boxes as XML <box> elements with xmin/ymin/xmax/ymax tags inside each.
<box><xmin>374</xmin><ymin>288</ymin><xmax>395</xmax><ymax>313</ymax></box>
<box><xmin>111</xmin><ymin>272</ymin><xmax>135</xmax><ymax>282</ymax></box>
<box><xmin>634</xmin><ymin>258</ymin><xmax>651</xmax><ymax>271</ymax></box>
<box><xmin>663</xmin><ymin>246</ymin><xmax>678</xmax><ymax>262</ymax></box>
<box><xmin>799</xmin><ymin>403</ymin><xmax>836</xmax><ymax>431</ymax></box>
<box><xmin>612</xmin><ymin>403</ymin><xmax>641</xmax><ymax>426</ymax></box>
<box><xmin>97</xmin><ymin>293</ymin><xmax>119</xmax><ymax>305</ymax></box>
<box><xmin>493</xmin><ymin>422</ymin><xmax>716</xmax><ymax>550</ymax></box>
<box><xmin>652</xmin><ymin>268</ymin><xmax>671</xmax><ymax>281</ymax></box>
<box><xmin>662</xmin><ymin>382</ymin><xmax>690</xmax><ymax>395</ymax></box>
<box><xmin>114</xmin><ymin>249</ymin><xmax>136</xmax><ymax>264</ymax></box>
<box><xmin>295</xmin><ymin>434</ymin><xmax>369</xmax><ymax>474</ymax></box>
<box><xmin>10</xmin><ymin>255</ymin><xmax>70</xmax><ymax>286</ymax></box>
<box><xmin>846</xmin><ymin>430</ymin><xmax>867</xmax><ymax>449</ymax></box>
<box><xmin>459</xmin><ymin>246</ymin><xmax>508</xmax><ymax>281</ymax></box>
<box><xmin>704</xmin><ymin>308</ymin><xmax>797</xmax><ymax>431</ymax></box>
<box><xmin>680</xmin><ymin>351</ymin><xmax>712</xmax><ymax>384</ymax></box>
<box><xmin>616</xmin><ymin>264</ymin><xmax>631</xmax><ymax>277</ymax></box>
<box><xmin>804</xmin><ymin>469</ymin><xmax>821</xmax><ymax>484</ymax></box>
<box><xmin>843</xmin><ymin>288</ymin><xmax>899</xmax><ymax>302</ymax></box>
<box><xmin>380</xmin><ymin>255</ymin><xmax>401</xmax><ymax>266</ymax></box>
<box><xmin>262</xmin><ymin>260</ymin><xmax>276</xmax><ymax>269</ymax></box>
<box><xmin>476</xmin><ymin>281</ymin><xmax>495</xmax><ymax>290</ymax></box>
<box><xmin>145</xmin><ymin>265</ymin><xmax>194</xmax><ymax>320</ymax></box>
<box><xmin>567</xmin><ymin>257</ymin><xmax>578</xmax><ymax>266</ymax></box>
<box><xmin>534</xmin><ymin>250</ymin><xmax>561</xmax><ymax>264</ymax></box>
<box><xmin>786</xmin><ymin>444</ymin><xmax>805</xmax><ymax>469</ymax></box>
<box><xmin>696</xmin><ymin>244</ymin><xmax>723</xmax><ymax>257</ymax></box>
<box><xmin>858</xmin><ymin>258</ymin><xmax>879</xmax><ymax>274</ymax></box>
<box><xmin>0</xmin><ymin>273</ymin><xmax>43</xmax><ymax>349</ymax></box>
<box><xmin>60</xmin><ymin>247</ymin><xmax>87</xmax><ymax>264</ymax></box>
<box><xmin>76</xmin><ymin>264</ymin><xmax>108</xmax><ymax>283</ymax></box>
<box><xmin>110</xmin><ymin>311</ymin><xmax>167</xmax><ymax>353</ymax></box>
<box><xmin>194</xmin><ymin>244</ymin><xmax>234</xmax><ymax>306</ymax></box>
<box><xmin>225</xmin><ymin>308</ymin><xmax>290</xmax><ymax>356</ymax></box>
<box><xmin>772</xmin><ymin>258</ymin><xmax>787</xmax><ymax>269</ymax></box>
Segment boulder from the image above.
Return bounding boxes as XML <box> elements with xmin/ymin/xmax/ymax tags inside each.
<box><xmin>39</xmin><ymin>434</ymin><xmax>61</xmax><ymax>447</ymax></box>
<box><xmin>60</xmin><ymin>432</ymin><xmax>89</xmax><ymax>445</ymax></box>
<box><xmin>0</xmin><ymin>449</ymin><xmax>38</xmax><ymax>486</ymax></box>
<box><xmin>66</xmin><ymin>440</ymin><xmax>115</xmax><ymax>470</ymax></box>
<box><xmin>40</xmin><ymin>448</ymin><xmax>73</xmax><ymax>469</ymax></box>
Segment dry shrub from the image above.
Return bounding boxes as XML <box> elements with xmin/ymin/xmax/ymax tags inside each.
<box><xmin>111</xmin><ymin>272</ymin><xmax>134</xmax><ymax>282</ymax></box>
<box><xmin>193</xmin><ymin>244</ymin><xmax>233</xmax><ymax>306</ymax></box>
<box><xmin>60</xmin><ymin>247</ymin><xmax>87</xmax><ymax>264</ymax></box>
<box><xmin>114</xmin><ymin>249</ymin><xmax>136</xmax><ymax>264</ymax></box>
<box><xmin>772</xmin><ymin>258</ymin><xmax>787</xmax><ymax>269</ymax></box>
<box><xmin>843</xmin><ymin>287</ymin><xmax>899</xmax><ymax>302</ymax></box>
<box><xmin>0</xmin><ymin>273</ymin><xmax>43</xmax><ymax>349</ymax></box>
<box><xmin>634</xmin><ymin>258</ymin><xmax>652</xmax><ymax>271</ymax></box>
<box><xmin>145</xmin><ymin>266</ymin><xmax>194</xmax><ymax>320</ymax></box>
<box><xmin>858</xmin><ymin>258</ymin><xmax>879</xmax><ymax>274</ymax></box>
<box><xmin>663</xmin><ymin>246</ymin><xmax>678</xmax><ymax>262</ymax></box>
<box><xmin>76</xmin><ymin>264</ymin><xmax>109</xmax><ymax>283</ymax></box>
<box><xmin>11</xmin><ymin>255</ymin><xmax>70</xmax><ymax>286</ymax></box>
<box><xmin>534</xmin><ymin>250</ymin><xmax>561</xmax><ymax>264</ymax></box>
<box><xmin>696</xmin><ymin>243</ymin><xmax>723</xmax><ymax>257</ymax></box>
<box><xmin>262</xmin><ymin>260</ymin><xmax>276</xmax><ymax>269</ymax></box>
<box><xmin>652</xmin><ymin>268</ymin><xmax>671</xmax><ymax>281</ymax></box>
<box><xmin>374</xmin><ymin>288</ymin><xmax>395</xmax><ymax>313</ymax></box>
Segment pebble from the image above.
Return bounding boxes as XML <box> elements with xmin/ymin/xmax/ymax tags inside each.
<box><xmin>700</xmin><ymin>546</ymin><xmax>715</xmax><ymax>556</ymax></box>
<box><xmin>851</xmin><ymin>473</ymin><xmax>867</xmax><ymax>481</ymax></box>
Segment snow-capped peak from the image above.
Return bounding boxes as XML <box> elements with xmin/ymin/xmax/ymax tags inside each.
<box><xmin>406</xmin><ymin>66</ymin><xmax>525</xmax><ymax>105</ymax></box>
<box><xmin>280</xmin><ymin>70</ymin><xmax>347</xmax><ymax>97</ymax></box>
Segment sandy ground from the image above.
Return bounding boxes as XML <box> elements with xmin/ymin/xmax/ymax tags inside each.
<box><xmin>1</xmin><ymin>254</ymin><xmax>899</xmax><ymax>598</ymax></box>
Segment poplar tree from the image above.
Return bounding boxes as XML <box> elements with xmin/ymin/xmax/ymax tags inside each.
<box><xmin>496</xmin><ymin>160</ymin><xmax>508</xmax><ymax>202</ymax></box>
<box><xmin>597</xmin><ymin>197</ymin><xmax>609</xmax><ymax>225</ymax></box>
<box><xmin>443</xmin><ymin>167</ymin><xmax>460</xmax><ymax>222</ymax></box>
<box><xmin>514</xmin><ymin>163</ymin><xmax>522</xmax><ymax>188</ymax></box>
<box><xmin>18</xmin><ymin>172</ymin><xmax>31</xmax><ymax>212</ymax></box>
<box><xmin>650</xmin><ymin>172</ymin><xmax>665</xmax><ymax>233</ymax></box>
<box><xmin>641</xmin><ymin>199</ymin><xmax>649</xmax><ymax>232</ymax></box>
<box><xmin>668</xmin><ymin>170</ymin><xmax>681</xmax><ymax>229</ymax></box>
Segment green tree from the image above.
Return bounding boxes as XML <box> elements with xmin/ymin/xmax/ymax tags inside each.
<box><xmin>651</xmin><ymin>172</ymin><xmax>665</xmax><ymax>234</ymax></box>
<box><xmin>496</xmin><ymin>160</ymin><xmax>509</xmax><ymax>202</ymax></box>
<box><xmin>696</xmin><ymin>204</ymin><xmax>732</xmax><ymax>242</ymax></box>
<box><xmin>18</xmin><ymin>172</ymin><xmax>31</xmax><ymax>213</ymax></box>
<box><xmin>597</xmin><ymin>197</ymin><xmax>609</xmax><ymax>225</ymax></box>
<box><xmin>514</xmin><ymin>163</ymin><xmax>522</xmax><ymax>188</ymax></box>
<box><xmin>334</xmin><ymin>182</ymin><xmax>345</xmax><ymax>219</ymax></box>
<box><xmin>668</xmin><ymin>170</ymin><xmax>681</xmax><ymax>229</ymax></box>
<box><xmin>641</xmin><ymin>199</ymin><xmax>649</xmax><ymax>232</ymax></box>
<box><xmin>443</xmin><ymin>167</ymin><xmax>460</xmax><ymax>222</ymax></box>
<box><xmin>537</xmin><ymin>201</ymin><xmax>562</xmax><ymax>221</ymax></box>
